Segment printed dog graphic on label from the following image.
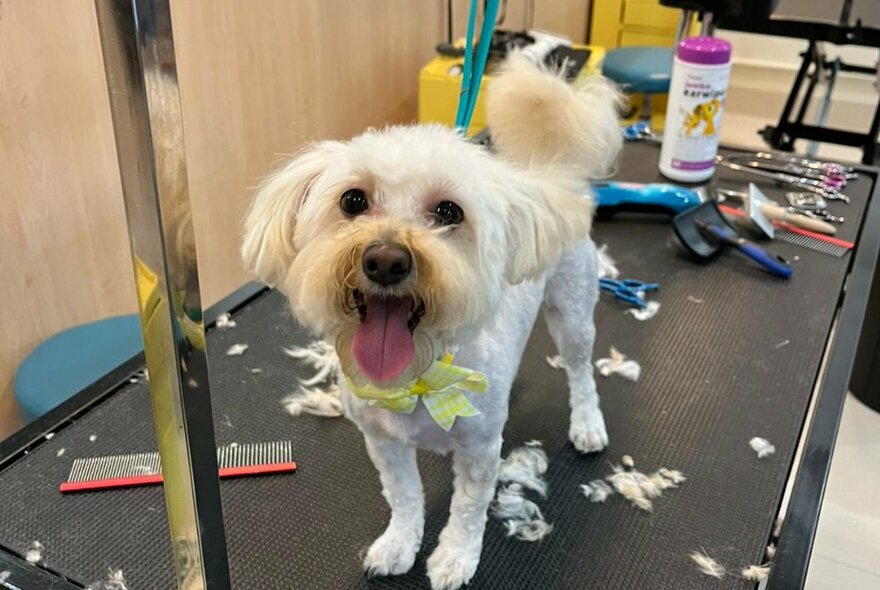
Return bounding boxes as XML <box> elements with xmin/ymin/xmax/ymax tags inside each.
<box><xmin>682</xmin><ymin>98</ymin><xmax>721</xmax><ymax>137</ymax></box>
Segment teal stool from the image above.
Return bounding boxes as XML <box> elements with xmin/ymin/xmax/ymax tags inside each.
<box><xmin>602</xmin><ymin>46</ymin><xmax>674</xmax><ymax>119</ymax></box>
<box><xmin>14</xmin><ymin>315</ymin><xmax>143</xmax><ymax>422</ymax></box>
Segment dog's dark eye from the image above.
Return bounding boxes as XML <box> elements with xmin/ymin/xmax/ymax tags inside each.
<box><xmin>432</xmin><ymin>200</ymin><xmax>464</xmax><ymax>226</ymax></box>
<box><xmin>340</xmin><ymin>189</ymin><xmax>369</xmax><ymax>216</ymax></box>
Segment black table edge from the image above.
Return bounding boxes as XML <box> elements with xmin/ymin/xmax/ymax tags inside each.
<box><xmin>768</xmin><ymin>161</ymin><xmax>880</xmax><ymax>589</ymax></box>
<box><xmin>0</xmin><ymin>281</ymin><xmax>269</xmax><ymax>589</ymax></box>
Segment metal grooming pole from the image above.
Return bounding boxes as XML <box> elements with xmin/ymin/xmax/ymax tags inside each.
<box><xmin>94</xmin><ymin>1</ymin><xmax>231</xmax><ymax>588</ymax></box>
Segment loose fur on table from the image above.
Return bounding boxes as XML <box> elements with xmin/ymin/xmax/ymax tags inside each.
<box><xmin>225</xmin><ymin>343</ymin><xmax>248</xmax><ymax>356</ymax></box>
<box><xmin>215</xmin><ymin>313</ymin><xmax>236</xmax><ymax>329</ymax></box>
<box><xmin>241</xmin><ymin>51</ymin><xmax>622</xmax><ymax>590</ymax></box>
<box><xmin>282</xmin><ymin>341</ymin><xmax>344</xmax><ymax>418</ymax></box>
<box><xmin>597</xmin><ymin>244</ymin><xmax>619</xmax><ymax>279</ymax></box>
<box><xmin>690</xmin><ymin>550</ymin><xmax>725</xmax><ymax>578</ymax></box>
<box><xmin>25</xmin><ymin>541</ymin><xmax>43</xmax><ymax>564</ymax></box>
<box><xmin>497</xmin><ymin>443</ymin><xmax>549</xmax><ymax>497</ymax></box>
<box><xmin>749</xmin><ymin>436</ymin><xmax>776</xmax><ymax>458</ymax></box>
<box><xmin>741</xmin><ymin>563</ymin><xmax>771</xmax><ymax>582</ymax></box>
<box><xmin>87</xmin><ymin>569</ymin><xmax>128</xmax><ymax>590</ymax></box>
<box><xmin>492</xmin><ymin>442</ymin><xmax>553</xmax><ymax>542</ymax></box>
<box><xmin>626</xmin><ymin>301</ymin><xmax>661</xmax><ymax>321</ymax></box>
<box><xmin>581</xmin><ymin>459</ymin><xmax>685</xmax><ymax>511</ymax></box>
<box><xmin>545</xmin><ymin>354</ymin><xmax>567</xmax><ymax>370</ymax></box>
<box><xmin>595</xmin><ymin>346</ymin><xmax>641</xmax><ymax>381</ymax></box>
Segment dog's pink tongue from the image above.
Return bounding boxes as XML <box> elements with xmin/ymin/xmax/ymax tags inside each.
<box><xmin>352</xmin><ymin>296</ymin><xmax>414</xmax><ymax>384</ymax></box>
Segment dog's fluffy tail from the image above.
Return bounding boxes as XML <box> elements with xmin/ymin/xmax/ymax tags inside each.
<box><xmin>486</xmin><ymin>53</ymin><xmax>623</xmax><ymax>178</ymax></box>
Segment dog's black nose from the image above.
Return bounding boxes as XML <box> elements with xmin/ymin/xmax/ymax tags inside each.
<box><xmin>362</xmin><ymin>243</ymin><xmax>412</xmax><ymax>286</ymax></box>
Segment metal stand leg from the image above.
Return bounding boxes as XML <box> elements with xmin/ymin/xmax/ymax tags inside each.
<box><xmin>674</xmin><ymin>10</ymin><xmax>694</xmax><ymax>46</ymax></box>
<box><xmin>806</xmin><ymin>56</ymin><xmax>840</xmax><ymax>157</ymax></box>
<box><xmin>763</xmin><ymin>40</ymin><xmax>817</xmax><ymax>151</ymax></box>
<box><xmin>863</xmin><ymin>93</ymin><xmax>880</xmax><ymax>165</ymax></box>
<box><xmin>94</xmin><ymin>1</ymin><xmax>231</xmax><ymax>588</ymax></box>
<box><xmin>699</xmin><ymin>12</ymin><xmax>715</xmax><ymax>37</ymax></box>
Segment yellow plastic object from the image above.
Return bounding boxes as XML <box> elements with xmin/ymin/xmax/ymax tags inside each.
<box><xmin>418</xmin><ymin>45</ymin><xmax>605</xmax><ymax>137</ymax></box>
<box><xmin>590</xmin><ymin>0</ymin><xmax>687</xmax><ymax>49</ymax></box>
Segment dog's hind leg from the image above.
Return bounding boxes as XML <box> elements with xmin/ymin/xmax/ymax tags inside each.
<box><xmin>362</xmin><ymin>435</ymin><xmax>424</xmax><ymax>577</ymax></box>
<box><xmin>543</xmin><ymin>239</ymin><xmax>608</xmax><ymax>453</ymax></box>
<box><xmin>426</xmin><ymin>438</ymin><xmax>501</xmax><ymax>590</ymax></box>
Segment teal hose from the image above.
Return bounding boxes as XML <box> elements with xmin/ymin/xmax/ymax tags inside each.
<box><xmin>454</xmin><ymin>0</ymin><xmax>500</xmax><ymax>134</ymax></box>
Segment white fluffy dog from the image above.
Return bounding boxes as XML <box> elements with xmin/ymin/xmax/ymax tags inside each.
<box><xmin>242</xmin><ymin>54</ymin><xmax>622</xmax><ymax>589</ymax></box>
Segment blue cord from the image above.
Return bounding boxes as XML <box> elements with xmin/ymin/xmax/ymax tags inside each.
<box><xmin>454</xmin><ymin>0</ymin><xmax>500</xmax><ymax>134</ymax></box>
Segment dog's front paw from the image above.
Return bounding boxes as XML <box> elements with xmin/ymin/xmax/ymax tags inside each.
<box><xmin>426</xmin><ymin>542</ymin><xmax>481</xmax><ymax>590</ymax></box>
<box><xmin>363</xmin><ymin>525</ymin><xmax>421</xmax><ymax>577</ymax></box>
<box><xmin>569</xmin><ymin>409</ymin><xmax>608</xmax><ymax>453</ymax></box>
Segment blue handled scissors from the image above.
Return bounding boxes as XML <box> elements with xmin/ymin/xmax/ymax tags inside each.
<box><xmin>599</xmin><ymin>278</ymin><xmax>660</xmax><ymax>310</ymax></box>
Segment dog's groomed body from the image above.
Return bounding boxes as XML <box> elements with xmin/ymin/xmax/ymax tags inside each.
<box><xmin>242</xmin><ymin>55</ymin><xmax>622</xmax><ymax>589</ymax></box>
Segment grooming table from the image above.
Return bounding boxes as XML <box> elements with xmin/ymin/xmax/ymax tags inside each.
<box><xmin>1</xmin><ymin>143</ymin><xmax>878</xmax><ymax>589</ymax></box>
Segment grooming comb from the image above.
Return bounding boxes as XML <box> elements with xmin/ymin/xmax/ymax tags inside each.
<box><xmin>718</xmin><ymin>204</ymin><xmax>853</xmax><ymax>258</ymax></box>
<box><xmin>60</xmin><ymin>441</ymin><xmax>296</xmax><ymax>494</ymax></box>
<box><xmin>773</xmin><ymin>231</ymin><xmax>850</xmax><ymax>258</ymax></box>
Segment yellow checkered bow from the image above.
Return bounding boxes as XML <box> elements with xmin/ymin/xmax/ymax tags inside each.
<box><xmin>346</xmin><ymin>353</ymin><xmax>489</xmax><ymax>431</ymax></box>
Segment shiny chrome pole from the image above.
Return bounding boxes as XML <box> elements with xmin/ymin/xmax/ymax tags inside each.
<box><xmin>94</xmin><ymin>1</ymin><xmax>231</xmax><ymax>588</ymax></box>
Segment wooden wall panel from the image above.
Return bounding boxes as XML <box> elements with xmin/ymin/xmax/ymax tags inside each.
<box><xmin>1</xmin><ymin>0</ymin><xmax>589</xmax><ymax>439</ymax></box>
<box><xmin>170</xmin><ymin>0</ymin><xmax>447</xmax><ymax>301</ymax></box>
<box><xmin>0</xmin><ymin>0</ymin><xmax>135</xmax><ymax>437</ymax></box>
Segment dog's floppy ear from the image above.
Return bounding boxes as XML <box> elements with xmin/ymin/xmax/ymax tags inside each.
<box><xmin>241</xmin><ymin>142</ymin><xmax>340</xmax><ymax>286</ymax></box>
<box><xmin>502</xmin><ymin>173</ymin><xmax>594</xmax><ymax>284</ymax></box>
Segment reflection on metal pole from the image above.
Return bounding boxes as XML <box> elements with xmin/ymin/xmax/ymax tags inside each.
<box><xmin>94</xmin><ymin>1</ymin><xmax>231</xmax><ymax>588</ymax></box>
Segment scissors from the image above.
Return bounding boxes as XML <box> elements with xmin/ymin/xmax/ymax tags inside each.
<box><xmin>599</xmin><ymin>278</ymin><xmax>660</xmax><ymax>310</ymax></box>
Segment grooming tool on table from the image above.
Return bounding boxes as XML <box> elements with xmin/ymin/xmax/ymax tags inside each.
<box><xmin>716</xmin><ymin>157</ymin><xmax>850</xmax><ymax>203</ymax></box>
<box><xmin>60</xmin><ymin>441</ymin><xmax>296</xmax><ymax>493</ymax></box>
<box><xmin>718</xmin><ymin>204</ymin><xmax>853</xmax><ymax>258</ymax></box>
<box><xmin>724</xmin><ymin>156</ymin><xmax>855</xmax><ymax>188</ymax></box>
<box><xmin>715</xmin><ymin>184</ymin><xmax>837</xmax><ymax>235</ymax></box>
<box><xmin>673</xmin><ymin>201</ymin><xmax>792</xmax><ymax>278</ymax></box>
<box><xmin>594</xmin><ymin>182</ymin><xmax>702</xmax><ymax>218</ymax></box>
<box><xmin>737</xmin><ymin>151</ymin><xmax>857</xmax><ymax>179</ymax></box>
<box><xmin>622</xmin><ymin>121</ymin><xmax>660</xmax><ymax>143</ymax></box>
<box><xmin>785</xmin><ymin>192</ymin><xmax>845</xmax><ymax>224</ymax></box>
<box><xmin>599</xmin><ymin>277</ymin><xmax>660</xmax><ymax>309</ymax></box>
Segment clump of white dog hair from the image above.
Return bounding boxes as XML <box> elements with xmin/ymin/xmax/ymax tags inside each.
<box><xmin>25</xmin><ymin>541</ymin><xmax>44</xmax><ymax>564</ymax></box>
<box><xmin>486</xmin><ymin>52</ymin><xmax>623</xmax><ymax>178</ymax></box>
<box><xmin>597</xmin><ymin>244</ymin><xmax>620</xmax><ymax>279</ymax></box>
<box><xmin>580</xmin><ymin>479</ymin><xmax>613</xmax><ymax>503</ymax></box>
<box><xmin>545</xmin><ymin>355</ymin><xmax>567</xmax><ymax>370</ymax></box>
<box><xmin>627</xmin><ymin>301</ymin><xmax>661</xmax><ymax>321</ymax></box>
<box><xmin>282</xmin><ymin>386</ymin><xmax>343</xmax><ymax>417</ymax></box>
<box><xmin>581</xmin><ymin>457</ymin><xmax>685</xmax><ymax>512</ymax></box>
<box><xmin>690</xmin><ymin>550</ymin><xmax>725</xmax><ymax>578</ymax></box>
<box><xmin>86</xmin><ymin>569</ymin><xmax>128</xmax><ymax>590</ymax></box>
<box><xmin>283</xmin><ymin>341</ymin><xmax>339</xmax><ymax>386</ymax></box>
<box><xmin>226</xmin><ymin>343</ymin><xmax>248</xmax><ymax>356</ymax></box>
<box><xmin>741</xmin><ymin>563</ymin><xmax>771</xmax><ymax>582</ymax></box>
<box><xmin>497</xmin><ymin>442</ymin><xmax>549</xmax><ymax>497</ymax></box>
<box><xmin>0</xmin><ymin>571</ymin><xmax>10</xmax><ymax>583</ymax></box>
<box><xmin>215</xmin><ymin>313</ymin><xmax>236</xmax><ymax>329</ymax></box>
<box><xmin>595</xmin><ymin>347</ymin><xmax>641</xmax><ymax>381</ymax></box>
<box><xmin>749</xmin><ymin>437</ymin><xmax>776</xmax><ymax>458</ymax></box>
<box><xmin>282</xmin><ymin>340</ymin><xmax>344</xmax><ymax>418</ymax></box>
<box><xmin>492</xmin><ymin>441</ymin><xmax>553</xmax><ymax>542</ymax></box>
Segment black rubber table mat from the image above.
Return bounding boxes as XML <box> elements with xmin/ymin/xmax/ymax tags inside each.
<box><xmin>0</xmin><ymin>143</ymin><xmax>871</xmax><ymax>589</ymax></box>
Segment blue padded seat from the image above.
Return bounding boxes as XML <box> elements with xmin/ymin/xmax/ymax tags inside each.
<box><xmin>601</xmin><ymin>46</ymin><xmax>674</xmax><ymax>94</ymax></box>
<box><xmin>14</xmin><ymin>315</ymin><xmax>143</xmax><ymax>422</ymax></box>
